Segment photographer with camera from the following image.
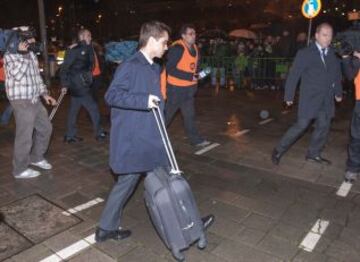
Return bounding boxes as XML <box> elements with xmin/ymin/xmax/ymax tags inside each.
<box><xmin>60</xmin><ymin>29</ymin><xmax>107</xmax><ymax>143</ymax></box>
<box><xmin>4</xmin><ymin>30</ymin><xmax>56</xmax><ymax>179</ymax></box>
<box><xmin>342</xmin><ymin>50</ymin><xmax>360</xmax><ymax>182</ymax></box>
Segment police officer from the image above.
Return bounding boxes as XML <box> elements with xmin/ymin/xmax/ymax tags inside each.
<box><xmin>60</xmin><ymin>29</ymin><xmax>106</xmax><ymax>143</ymax></box>
<box><xmin>343</xmin><ymin>50</ymin><xmax>360</xmax><ymax>182</ymax></box>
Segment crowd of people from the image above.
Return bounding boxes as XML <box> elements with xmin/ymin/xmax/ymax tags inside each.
<box><xmin>196</xmin><ymin>30</ymin><xmax>308</xmax><ymax>89</ymax></box>
<box><xmin>0</xmin><ymin>20</ymin><xmax>360</xmax><ymax>260</ymax></box>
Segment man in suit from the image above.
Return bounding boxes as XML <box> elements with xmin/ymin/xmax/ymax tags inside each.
<box><xmin>95</xmin><ymin>21</ymin><xmax>214</xmax><ymax>242</ymax></box>
<box><xmin>272</xmin><ymin>23</ymin><xmax>342</xmax><ymax>165</ymax></box>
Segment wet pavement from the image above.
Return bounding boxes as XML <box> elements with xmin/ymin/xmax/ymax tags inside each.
<box><xmin>0</xmin><ymin>84</ymin><xmax>360</xmax><ymax>261</ymax></box>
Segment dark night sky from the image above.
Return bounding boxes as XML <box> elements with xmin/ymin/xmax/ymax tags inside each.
<box><xmin>0</xmin><ymin>0</ymin><xmax>359</xmax><ymax>42</ymax></box>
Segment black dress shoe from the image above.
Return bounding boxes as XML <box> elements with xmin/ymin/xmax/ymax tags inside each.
<box><xmin>64</xmin><ymin>136</ymin><xmax>83</xmax><ymax>143</ymax></box>
<box><xmin>305</xmin><ymin>156</ymin><xmax>332</xmax><ymax>165</ymax></box>
<box><xmin>271</xmin><ymin>149</ymin><xmax>282</xmax><ymax>165</ymax></box>
<box><xmin>95</xmin><ymin>227</ymin><xmax>131</xmax><ymax>242</ymax></box>
<box><xmin>201</xmin><ymin>214</ymin><xmax>215</xmax><ymax>230</ymax></box>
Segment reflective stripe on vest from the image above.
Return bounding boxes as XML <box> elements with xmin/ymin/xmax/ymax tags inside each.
<box><xmin>160</xmin><ymin>69</ymin><xmax>167</xmax><ymax>100</ymax></box>
<box><xmin>92</xmin><ymin>52</ymin><xmax>101</xmax><ymax>77</ymax></box>
<box><xmin>167</xmin><ymin>40</ymin><xmax>198</xmax><ymax>87</ymax></box>
<box><xmin>355</xmin><ymin>70</ymin><xmax>360</xmax><ymax>101</ymax></box>
<box><xmin>0</xmin><ymin>58</ymin><xmax>5</xmax><ymax>82</ymax></box>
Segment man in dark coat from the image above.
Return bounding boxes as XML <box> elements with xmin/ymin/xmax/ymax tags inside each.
<box><xmin>272</xmin><ymin>23</ymin><xmax>342</xmax><ymax>165</ymax></box>
<box><xmin>342</xmin><ymin>51</ymin><xmax>360</xmax><ymax>182</ymax></box>
<box><xmin>95</xmin><ymin>21</ymin><xmax>214</xmax><ymax>243</ymax></box>
<box><xmin>60</xmin><ymin>29</ymin><xmax>107</xmax><ymax>143</ymax></box>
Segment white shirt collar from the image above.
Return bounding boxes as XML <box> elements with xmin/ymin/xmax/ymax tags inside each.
<box><xmin>140</xmin><ymin>50</ymin><xmax>153</xmax><ymax>65</ymax></box>
<box><xmin>315</xmin><ymin>42</ymin><xmax>328</xmax><ymax>55</ymax></box>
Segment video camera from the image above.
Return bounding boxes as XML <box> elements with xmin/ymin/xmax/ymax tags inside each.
<box><xmin>0</xmin><ymin>26</ymin><xmax>43</xmax><ymax>54</ymax></box>
<box><xmin>333</xmin><ymin>22</ymin><xmax>360</xmax><ymax>57</ymax></box>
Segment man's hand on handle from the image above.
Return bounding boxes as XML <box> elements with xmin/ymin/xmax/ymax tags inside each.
<box><xmin>148</xmin><ymin>95</ymin><xmax>160</xmax><ymax>109</ymax></box>
<box><xmin>335</xmin><ymin>96</ymin><xmax>342</xmax><ymax>103</ymax></box>
<box><xmin>61</xmin><ymin>87</ymin><xmax>68</xmax><ymax>94</ymax></box>
<box><xmin>43</xmin><ymin>95</ymin><xmax>57</xmax><ymax>106</ymax></box>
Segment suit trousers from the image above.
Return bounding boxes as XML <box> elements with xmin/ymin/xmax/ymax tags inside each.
<box><xmin>10</xmin><ymin>99</ymin><xmax>52</xmax><ymax>176</ymax></box>
<box><xmin>276</xmin><ymin>109</ymin><xmax>331</xmax><ymax>158</ymax></box>
<box><xmin>65</xmin><ymin>94</ymin><xmax>102</xmax><ymax>138</ymax></box>
<box><xmin>165</xmin><ymin>86</ymin><xmax>203</xmax><ymax>145</ymax></box>
<box><xmin>347</xmin><ymin>109</ymin><xmax>360</xmax><ymax>172</ymax></box>
<box><xmin>98</xmin><ymin>173</ymin><xmax>144</xmax><ymax>231</ymax></box>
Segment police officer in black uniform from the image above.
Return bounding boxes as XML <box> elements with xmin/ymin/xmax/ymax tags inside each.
<box><xmin>60</xmin><ymin>29</ymin><xmax>106</xmax><ymax>143</ymax></box>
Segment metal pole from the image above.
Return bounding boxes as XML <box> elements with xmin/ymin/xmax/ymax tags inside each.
<box><xmin>37</xmin><ymin>0</ymin><xmax>50</xmax><ymax>85</ymax></box>
<box><xmin>307</xmin><ymin>18</ymin><xmax>312</xmax><ymax>46</ymax></box>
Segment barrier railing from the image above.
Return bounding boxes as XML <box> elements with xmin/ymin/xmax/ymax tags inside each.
<box><xmin>200</xmin><ymin>56</ymin><xmax>293</xmax><ymax>88</ymax></box>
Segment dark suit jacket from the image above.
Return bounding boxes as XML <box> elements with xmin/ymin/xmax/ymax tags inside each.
<box><xmin>284</xmin><ymin>43</ymin><xmax>342</xmax><ymax>119</ymax></box>
<box><xmin>105</xmin><ymin>51</ymin><xmax>168</xmax><ymax>174</ymax></box>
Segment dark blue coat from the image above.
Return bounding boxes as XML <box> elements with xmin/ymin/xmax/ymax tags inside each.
<box><xmin>105</xmin><ymin>52</ymin><xmax>169</xmax><ymax>174</ymax></box>
<box><xmin>284</xmin><ymin>43</ymin><xmax>342</xmax><ymax>119</ymax></box>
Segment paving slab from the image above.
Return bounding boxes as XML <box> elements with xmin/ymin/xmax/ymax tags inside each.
<box><xmin>0</xmin><ymin>223</ymin><xmax>32</xmax><ymax>261</ymax></box>
<box><xmin>0</xmin><ymin>195</ymin><xmax>81</xmax><ymax>243</ymax></box>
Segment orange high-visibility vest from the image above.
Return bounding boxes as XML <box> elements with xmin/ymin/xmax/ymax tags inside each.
<box><xmin>160</xmin><ymin>69</ymin><xmax>167</xmax><ymax>100</ymax></box>
<box><xmin>0</xmin><ymin>58</ymin><xmax>5</xmax><ymax>82</ymax></box>
<box><xmin>167</xmin><ymin>39</ymin><xmax>198</xmax><ymax>87</ymax></box>
<box><xmin>92</xmin><ymin>52</ymin><xmax>101</xmax><ymax>77</ymax></box>
<box><xmin>355</xmin><ymin>70</ymin><xmax>360</xmax><ymax>101</ymax></box>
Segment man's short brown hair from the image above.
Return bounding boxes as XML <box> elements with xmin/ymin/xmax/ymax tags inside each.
<box><xmin>138</xmin><ymin>21</ymin><xmax>171</xmax><ymax>48</ymax></box>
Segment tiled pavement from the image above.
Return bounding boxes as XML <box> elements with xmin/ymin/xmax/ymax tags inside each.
<box><xmin>1</xmin><ymin>85</ymin><xmax>360</xmax><ymax>262</ymax></box>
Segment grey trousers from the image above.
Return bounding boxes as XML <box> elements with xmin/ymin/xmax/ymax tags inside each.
<box><xmin>275</xmin><ymin>110</ymin><xmax>331</xmax><ymax>158</ymax></box>
<box><xmin>165</xmin><ymin>86</ymin><xmax>203</xmax><ymax>145</ymax></box>
<box><xmin>98</xmin><ymin>173</ymin><xmax>143</xmax><ymax>231</ymax></box>
<box><xmin>10</xmin><ymin>99</ymin><xmax>52</xmax><ymax>176</ymax></box>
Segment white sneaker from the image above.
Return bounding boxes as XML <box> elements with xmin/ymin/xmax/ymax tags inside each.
<box><xmin>31</xmin><ymin>159</ymin><xmax>52</xmax><ymax>170</ymax></box>
<box><xmin>15</xmin><ymin>168</ymin><xmax>41</xmax><ymax>179</ymax></box>
<box><xmin>195</xmin><ymin>140</ymin><xmax>211</xmax><ymax>147</ymax></box>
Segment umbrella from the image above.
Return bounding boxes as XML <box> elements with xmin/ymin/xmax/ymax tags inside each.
<box><xmin>229</xmin><ymin>29</ymin><xmax>257</xmax><ymax>39</ymax></box>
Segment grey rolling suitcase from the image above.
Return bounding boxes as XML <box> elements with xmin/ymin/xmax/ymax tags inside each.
<box><xmin>144</xmin><ymin>106</ymin><xmax>207</xmax><ymax>261</ymax></box>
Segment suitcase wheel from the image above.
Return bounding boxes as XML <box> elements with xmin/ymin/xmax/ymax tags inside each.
<box><xmin>172</xmin><ymin>249</ymin><xmax>185</xmax><ymax>262</ymax></box>
<box><xmin>197</xmin><ymin>234</ymin><xmax>207</xmax><ymax>250</ymax></box>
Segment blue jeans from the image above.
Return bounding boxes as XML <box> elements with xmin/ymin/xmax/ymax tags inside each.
<box><xmin>1</xmin><ymin>103</ymin><xmax>13</xmax><ymax>125</ymax></box>
<box><xmin>65</xmin><ymin>94</ymin><xmax>103</xmax><ymax>138</ymax></box>
<box><xmin>165</xmin><ymin>86</ymin><xmax>204</xmax><ymax>145</ymax></box>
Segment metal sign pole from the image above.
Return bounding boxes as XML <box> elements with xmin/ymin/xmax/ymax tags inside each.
<box><xmin>37</xmin><ymin>0</ymin><xmax>50</xmax><ymax>85</ymax></box>
<box><xmin>307</xmin><ymin>18</ymin><xmax>313</xmax><ymax>46</ymax></box>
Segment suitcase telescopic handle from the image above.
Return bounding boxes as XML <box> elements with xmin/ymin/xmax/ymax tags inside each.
<box><xmin>152</xmin><ymin>106</ymin><xmax>181</xmax><ymax>175</ymax></box>
<box><xmin>49</xmin><ymin>91</ymin><xmax>66</xmax><ymax>121</ymax></box>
